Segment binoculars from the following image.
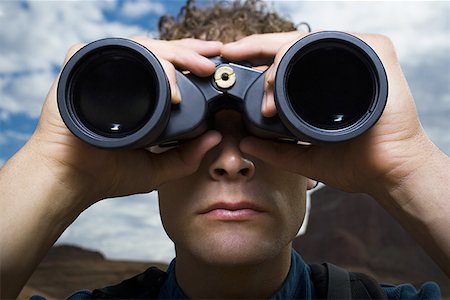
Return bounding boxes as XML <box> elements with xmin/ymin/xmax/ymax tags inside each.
<box><xmin>57</xmin><ymin>31</ymin><xmax>388</xmax><ymax>149</ymax></box>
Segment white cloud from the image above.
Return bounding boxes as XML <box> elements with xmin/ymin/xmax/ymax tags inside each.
<box><xmin>2</xmin><ymin>0</ymin><xmax>449</xmax><ymax>264</ymax></box>
<box><xmin>0</xmin><ymin>129</ymin><xmax>32</xmax><ymax>145</ymax></box>
<box><xmin>121</xmin><ymin>1</ymin><xmax>165</xmax><ymax>18</ymax></box>
<box><xmin>0</xmin><ymin>0</ymin><xmax>171</xmax><ymax>263</ymax></box>
<box><xmin>275</xmin><ymin>1</ymin><xmax>450</xmax><ymax>154</ymax></box>
<box><xmin>276</xmin><ymin>1</ymin><xmax>449</xmax><ymax>65</ymax></box>
<box><xmin>57</xmin><ymin>191</ymin><xmax>175</xmax><ymax>263</ymax></box>
<box><xmin>0</xmin><ymin>1</ymin><xmax>147</xmax><ymax>119</ymax></box>
<box><xmin>0</xmin><ymin>70</ymin><xmax>54</xmax><ymax>118</ymax></box>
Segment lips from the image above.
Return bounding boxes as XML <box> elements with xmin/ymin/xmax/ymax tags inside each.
<box><xmin>199</xmin><ymin>201</ymin><xmax>266</xmax><ymax>221</ymax></box>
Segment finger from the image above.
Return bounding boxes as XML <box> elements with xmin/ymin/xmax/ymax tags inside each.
<box><xmin>221</xmin><ymin>31</ymin><xmax>303</xmax><ymax>62</ymax></box>
<box><xmin>240</xmin><ymin>136</ymin><xmax>317</xmax><ymax>179</ymax></box>
<box><xmin>261</xmin><ymin>39</ymin><xmax>302</xmax><ymax>118</ymax></box>
<box><xmin>263</xmin><ymin>88</ymin><xmax>276</xmax><ymax>118</ymax></box>
<box><xmin>159</xmin><ymin>58</ymin><xmax>182</xmax><ymax>104</ymax></box>
<box><xmin>63</xmin><ymin>43</ymin><xmax>85</xmax><ymax>65</ymax></box>
<box><xmin>134</xmin><ymin>38</ymin><xmax>217</xmax><ymax>77</ymax></box>
<box><xmin>149</xmin><ymin>131</ymin><xmax>222</xmax><ymax>187</ymax></box>
<box><xmin>262</xmin><ymin>65</ymin><xmax>277</xmax><ymax>117</ymax></box>
<box><xmin>169</xmin><ymin>49</ymin><xmax>217</xmax><ymax>76</ymax></box>
<box><xmin>170</xmin><ymin>38</ymin><xmax>222</xmax><ymax>57</ymax></box>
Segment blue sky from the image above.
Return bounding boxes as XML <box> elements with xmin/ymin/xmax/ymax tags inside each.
<box><xmin>1</xmin><ymin>1</ymin><xmax>449</xmax><ymax>263</ymax></box>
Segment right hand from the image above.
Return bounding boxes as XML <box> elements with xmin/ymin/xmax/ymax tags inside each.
<box><xmin>28</xmin><ymin>37</ymin><xmax>223</xmax><ymax>207</ymax></box>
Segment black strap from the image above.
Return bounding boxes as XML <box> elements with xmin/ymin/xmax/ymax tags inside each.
<box><xmin>325</xmin><ymin>262</ymin><xmax>352</xmax><ymax>299</ymax></box>
<box><xmin>309</xmin><ymin>262</ymin><xmax>388</xmax><ymax>300</ymax></box>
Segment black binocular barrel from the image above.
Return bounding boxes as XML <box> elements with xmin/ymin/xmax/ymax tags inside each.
<box><xmin>57</xmin><ymin>39</ymin><xmax>171</xmax><ymax>149</ymax></box>
<box><xmin>275</xmin><ymin>31</ymin><xmax>387</xmax><ymax>143</ymax></box>
<box><xmin>57</xmin><ymin>32</ymin><xmax>388</xmax><ymax>148</ymax></box>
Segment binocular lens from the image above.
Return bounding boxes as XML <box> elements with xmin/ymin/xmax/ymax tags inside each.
<box><xmin>59</xmin><ymin>33</ymin><xmax>387</xmax><ymax>148</ymax></box>
<box><xmin>71</xmin><ymin>48</ymin><xmax>157</xmax><ymax>137</ymax></box>
<box><xmin>287</xmin><ymin>43</ymin><xmax>374</xmax><ymax>130</ymax></box>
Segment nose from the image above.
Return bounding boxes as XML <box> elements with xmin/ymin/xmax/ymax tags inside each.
<box><xmin>208</xmin><ymin>137</ymin><xmax>255</xmax><ymax>181</ymax></box>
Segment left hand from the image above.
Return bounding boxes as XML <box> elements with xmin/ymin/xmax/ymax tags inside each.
<box><xmin>221</xmin><ymin>31</ymin><xmax>437</xmax><ymax>200</ymax></box>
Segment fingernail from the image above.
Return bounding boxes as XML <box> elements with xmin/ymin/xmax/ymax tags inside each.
<box><xmin>172</xmin><ymin>84</ymin><xmax>182</xmax><ymax>104</ymax></box>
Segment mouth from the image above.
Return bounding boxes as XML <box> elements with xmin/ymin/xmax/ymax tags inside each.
<box><xmin>199</xmin><ymin>201</ymin><xmax>266</xmax><ymax>221</ymax></box>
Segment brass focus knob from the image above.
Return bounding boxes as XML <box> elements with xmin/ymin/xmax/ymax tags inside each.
<box><xmin>214</xmin><ymin>66</ymin><xmax>236</xmax><ymax>89</ymax></box>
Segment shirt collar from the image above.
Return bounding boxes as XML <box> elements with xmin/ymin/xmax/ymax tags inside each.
<box><xmin>158</xmin><ymin>249</ymin><xmax>314</xmax><ymax>299</ymax></box>
<box><xmin>270</xmin><ymin>249</ymin><xmax>314</xmax><ymax>299</ymax></box>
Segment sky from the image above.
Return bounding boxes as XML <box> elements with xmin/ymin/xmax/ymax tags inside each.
<box><xmin>0</xmin><ymin>0</ymin><xmax>449</xmax><ymax>263</ymax></box>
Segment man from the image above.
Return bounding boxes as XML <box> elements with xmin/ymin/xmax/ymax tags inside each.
<box><xmin>1</xmin><ymin>1</ymin><xmax>449</xmax><ymax>299</ymax></box>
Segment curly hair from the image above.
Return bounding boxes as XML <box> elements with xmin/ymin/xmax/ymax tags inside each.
<box><xmin>158</xmin><ymin>0</ymin><xmax>299</xmax><ymax>43</ymax></box>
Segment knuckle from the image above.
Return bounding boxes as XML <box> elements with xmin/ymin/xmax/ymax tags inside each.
<box><xmin>372</xmin><ymin>33</ymin><xmax>398</xmax><ymax>59</ymax></box>
<box><xmin>374</xmin><ymin>33</ymin><xmax>393</xmax><ymax>45</ymax></box>
<box><xmin>64</xmin><ymin>43</ymin><xmax>84</xmax><ymax>62</ymax></box>
<box><xmin>179</xmin><ymin>37</ymin><xmax>196</xmax><ymax>44</ymax></box>
<box><xmin>129</xmin><ymin>35</ymin><xmax>149</xmax><ymax>43</ymax></box>
<box><xmin>129</xmin><ymin>35</ymin><xmax>154</xmax><ymax>48</ymax></box>
<box><xmin>266</xmin><ymin>76</ymin><xmax>274</xmax><ymax>87</ymax></box>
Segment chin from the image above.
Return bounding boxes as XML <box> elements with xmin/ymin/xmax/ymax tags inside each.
<box><xmin>186</xmin><ymin>227</ymin><xmax>290</xmax><ymax>267</ymax></box>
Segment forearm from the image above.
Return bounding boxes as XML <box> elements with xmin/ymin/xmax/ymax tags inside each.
<box><xmin>0</xmin><ymin>139</ymin><xmax>89</xmax><ymax>299</ymax></box>
<box><xmin>371</xmin><ymin>140</ymin><xmax>450</xmax><ymax>277</ymax></box>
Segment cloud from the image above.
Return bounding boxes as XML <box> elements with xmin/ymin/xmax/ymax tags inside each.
<box><xmin>275</xmin><ymin>1</ymin><xmax>450</xmax><ymax>154</ymax></box>
<box><xmin>0</xmin><ymin>1</ymin><xmax>147</xmax><ymax>119</ymax></box>
<box><xmin>0</xmin><ymin>0</ymin><xmax>172</xmax><ymax>262</ymax></box>
<box><xmin>0</xmin><ymin>70</ymin><xmax>55</xmax><ymax>118</ymax></box>
<box><xmin>0</xmin><ymin>130</ymin><xmax>31</xmax><ymax>145</ymax></box>
<box><xmin>56</xmin><ymin>191</ymin><xmax>175</xmax><ymax>262</ymax></box>
<box><xmin>121</xmin><ymin>1</ymin><xmax>165</xmax><ymax>18</ymax></box>
<box><xmin>277</xmin><ymin>2</ymin><xmax>449</xmax><ymax>64</ymax></box>
<box><xmin>2</xmin><ymin>1</ymin><xmax>449</xmax><ymax>264</ymax></box>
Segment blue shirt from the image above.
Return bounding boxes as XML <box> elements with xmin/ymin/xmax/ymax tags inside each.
<box><xmin>31</xmin><ymin>250</ymin><xmax>441</xmax><ymax>299</ymax></box>
<box><xmin>157</xmin><ymin>250</ymin><xmax>441</xmax><ymax>299</ymax></box>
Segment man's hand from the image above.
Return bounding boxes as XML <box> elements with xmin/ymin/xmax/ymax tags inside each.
<box><xmin>0</xmin><ymin>37</ymin><xmax>223</xmax><ymax>299</ymax></box>
<box><xmin>223</xmin><ymin>31</ymin><xmax>428</xmax><ymax>196</ymax></box>
<box><xmin>222</xmin><ymin>31</ymin><xmax>450</xmax><ymax>276</ymax></box>
<box><xmin>34</xmin><ymin>37</ymin><xmax>223</xmax><ymax>204</ymax></box>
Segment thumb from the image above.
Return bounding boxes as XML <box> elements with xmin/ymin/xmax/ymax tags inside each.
<box><xmin>240</xmin><ymin>136</ymin><xmax>318</xmax><ymax>179</ymax></box>
<box><xmin>149</xmin><ymin>131</ymin><xmax>222</xmax><ymax>187</ymax></box>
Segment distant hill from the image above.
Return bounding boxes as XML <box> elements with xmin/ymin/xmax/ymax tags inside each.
<box><xmin>19</xmin><ymin>245</ymin><xmax>167</xmax><ymax>300</ymax></box>
<box><xmin>294</xmin><ymin>186</ymin><xmax>449</xmax><ymax>297</ymax></box>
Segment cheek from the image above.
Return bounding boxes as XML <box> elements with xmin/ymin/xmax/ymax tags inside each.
<box><xmin>272</xmin><ymin>174</ymin><xmax>308</xmax><ymax>236</ymax></box>
<box><xmin>157</xmin><ymin>183</ymin><xmax>194</xmax><ymax>243</ymax></box>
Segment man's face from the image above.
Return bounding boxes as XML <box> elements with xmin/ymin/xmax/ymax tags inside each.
<box><xmin>158</xmin><ymin>110</ymin><xmax>308</xmax><ymax>266</ymax></box>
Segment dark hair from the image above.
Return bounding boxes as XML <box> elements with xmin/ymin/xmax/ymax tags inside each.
<box><xmin>158</xmin><ymin>0</ymin><xmax>299</xmax><ymax>43</ymax></box>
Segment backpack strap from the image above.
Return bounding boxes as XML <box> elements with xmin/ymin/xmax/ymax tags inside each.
<box><xmin>309</xmin><ymin>263</ymin><xmax>388</xmax><ymax>300</ymax></box>
<box><xmin>91</xmin><ymin>266</ymin><xmax>167</xmax><ymax>299</ymax></box>
<box><xmin>325</xmin><ymin>262</ymin><xmax>352</xmax><ymax>299</ymax></box>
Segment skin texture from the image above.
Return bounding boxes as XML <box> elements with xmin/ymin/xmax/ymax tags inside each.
<box><xmin>1</xmin><ymin>31</ymin><xmax>449</xmax><ymax>299</ymax></box>
<box><xmin>158</xmin><ymin>110</ymin><xmax>308</xmax><ymax>298</ymax></box>
<box><xmin>222</xmin><ymin>31</ymin><xmax>450</xmax><ymax>277</ymax></box>
<box><xmin>0</xmin><ymin>38</ymin><xmax>224</xmax><ymax>299</ymax></box>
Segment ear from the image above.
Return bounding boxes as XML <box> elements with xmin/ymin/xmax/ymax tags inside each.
<box><xmin>307</xmin><ymin>179</ymin><xmax>318</xmax><ymax>190</ymax></box>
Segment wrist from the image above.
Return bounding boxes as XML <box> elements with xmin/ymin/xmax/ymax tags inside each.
<box><xmin>369</xmin><ymin>134</ymin><xmax>450</xmax><ymax>221</ymax></box>
<box><xmin>1</xmin><ymin>139</ymin><xmax>92</xmax><ymax>299</ymax></box>
<box><xmin>6</xmin><ymin>137</ymin><xmax>95</xmax><ymax>222</ymax></box>
<box><xmin>29</xmin><ymin>129</ymin><xmax>106</xmax><ymax>204</ymax></box>
<box><xmin>368</xmin><ymin>138</ymin><xmax>450</xmax><ymax>276</ymax></box>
